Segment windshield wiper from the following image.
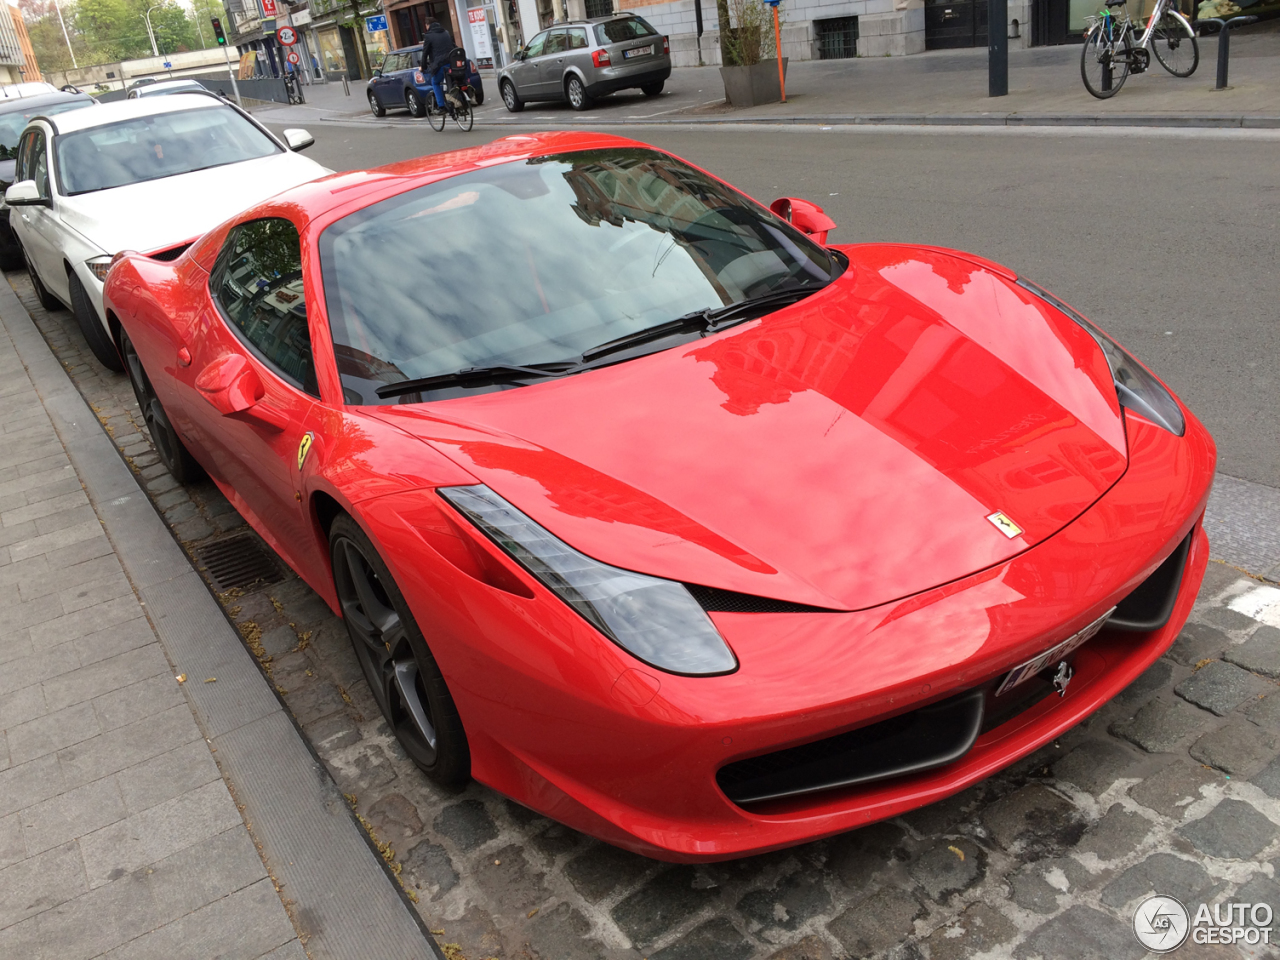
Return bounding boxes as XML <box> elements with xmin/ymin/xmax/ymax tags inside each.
<box><xmin>580</xmin><ymin>286</ymin><xmax>821</xmax><ymax>363</ymax></box>
<box><xmin>374</xmin><ymin>361</ymin><xmax>581</xmax><ymax>399</ymax></box>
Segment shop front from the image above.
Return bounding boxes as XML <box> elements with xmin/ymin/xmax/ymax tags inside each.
<box><xmin>388</xmin><ymin>0</ymin><xmax>458</xmax><ymax>46</ymax></box>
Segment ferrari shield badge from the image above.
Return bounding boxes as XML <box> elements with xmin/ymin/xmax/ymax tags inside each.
<box><xmin>297</xmin><ymin>432</ymin><xmax>314</xmax><ymax>470</ymax></box>
<box><xmin>986</xmin><ymin>511</ymin><xmax>1023</xmax><ymax>539</ymax></box>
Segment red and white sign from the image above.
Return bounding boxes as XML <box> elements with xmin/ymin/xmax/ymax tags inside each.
<box><xmin>467</xmin><ymin>7</ymin><xmax>492</xmax><ymax>60</ymax></box>
<box><xmin>276</xmin><ymin>25</ymin><xmax>298</xmax><ymax>46</ymax></box>
<box><xmin>260</xmin><ymin>0</ymin><xmax>278</xmax><ymax>17</ymax></box>
<box><xmin>286</xmin><ymin>50</ymin><xmax>301</xmax><ymax>64</ymax></box>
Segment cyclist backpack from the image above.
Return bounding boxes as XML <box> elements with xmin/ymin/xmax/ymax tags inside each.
<box><xmin>446</xmin><ymin>47</ymin><xmax>469</xmax><ymax>80</ymax></box>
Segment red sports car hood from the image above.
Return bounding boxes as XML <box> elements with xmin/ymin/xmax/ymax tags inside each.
<box><xmin>371</xmin><ymin>245</ymin><xmax>1127</xmax><ymax>611</ymax></box>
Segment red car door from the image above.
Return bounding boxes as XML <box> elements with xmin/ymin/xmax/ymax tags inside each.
<box><xmin>185</xmin><ymin>216</ymin><xmax>325</xmax><ymax>582</ymax></box>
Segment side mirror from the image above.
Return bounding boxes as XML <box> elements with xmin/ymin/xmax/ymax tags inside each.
<box><xmin>196</xmin><ymin>353</ymin><xmax>263</xmax><ymax>415</ymax></box>
<box><xmin>5</xmin><ymin>180</ymin><xmax>48</xmax><ymax>207</ymax></box>
<box><xmin>769</xmin><ymin>197</ymin><xmax>837</xmax><ymax>245</ymax></box>
<box><xmin>282</xmin><ymin>128</ymin><xmax>315</xmax><ymax>152</ymax></box>
<box><xmin>371</xmin><ymin>68</ymin><xmax>383</xmax><ymax>78</ymax></box>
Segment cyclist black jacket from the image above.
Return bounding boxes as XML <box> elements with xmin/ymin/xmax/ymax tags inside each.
<box><xmin>421</xmin><ymin>22</ymin><xmax>456</xmax><ymax>74</ymax></box>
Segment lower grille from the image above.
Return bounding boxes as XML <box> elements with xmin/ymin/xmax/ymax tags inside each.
<box><xmin>716</xmin><ymin>688</ymin><xmax>985</xmax><ymax>805</ymax></box>
<box><xmin>1107</xmin><ymin>531</ymin><xmax>1192</xmax><ymax>632</ymax></box>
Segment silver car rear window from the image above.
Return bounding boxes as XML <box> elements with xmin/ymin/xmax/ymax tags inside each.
<box><xmin>596</xmin><ymin>17</ymin><xmax>658</xmax><ymax>44</ymax></box>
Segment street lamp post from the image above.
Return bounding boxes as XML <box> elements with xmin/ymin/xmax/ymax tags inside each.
<box><xmin>144</xmin><ymin>5</ymin><xmax>161</xmax><ymax>58</ymax></box>
<box><xmin>50</xmin><ymin>0</ymin><xmax>77</xmax><ymax>69</ymax></box>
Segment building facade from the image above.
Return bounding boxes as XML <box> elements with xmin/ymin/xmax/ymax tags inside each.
<box><xmin>9</xmin><ymin>8</ymin><xmax>40</xmax><ymax>82</ymax></box>
<box><xmin>0</xmin><ymin>6</ymin><xmax>29</xmax><ymax>85</ymax></box>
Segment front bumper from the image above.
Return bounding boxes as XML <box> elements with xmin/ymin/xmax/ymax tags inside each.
<box><xmin>363</xmin><ymin>408</ymin><xmax>1214</xmax><ymax>861</ymax></box>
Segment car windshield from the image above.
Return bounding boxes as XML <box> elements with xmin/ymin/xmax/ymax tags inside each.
<box><xmin>0</xmin><ymin>100</ymin><xmax>91</xmax><ymax>161</ymax></box>
<box><xmin>319</xmin><ymin>147</ymin><xmax>839</xmax><ymax>405</ymax></box>
<box><xmin>55</xmin><ymin>106</ymin><xmax>280</xmax><ymax>195</ymax></box>
<box><xmin>596</xmin><ymin>17</ymin><xmax>658</xmax><ymax>43</ymax></box>
<box><xmin>142</xmin><ymin>82</ymin><xmax>206</xmax><ymax>96</ymax></box>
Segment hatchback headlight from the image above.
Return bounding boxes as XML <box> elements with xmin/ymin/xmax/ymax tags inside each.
<box><xmin>1019</xmin><ymin>278</ymin><xmax>1185</xmax><ymax>436</ymax></box>
<box><xmin>439</xmin><ymin>485</ymin><xmax>738</xmax><ymax>676</ymax></box>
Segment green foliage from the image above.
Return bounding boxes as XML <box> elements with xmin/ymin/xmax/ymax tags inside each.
<box><xmin>719</xmin><ymin>0</ymin><xmax>779</xmax><ymax>67</ymax></box>
<box><xmin>21</xmin><ymin>0</ymin><xmax>223</xmax><ymax>70</ymax></box>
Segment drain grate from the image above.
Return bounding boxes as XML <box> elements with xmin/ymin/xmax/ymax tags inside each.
<box><xmin>196</xmin><ymin>535</ymin><xmax>285</xmax><ymax>592</ymax></box>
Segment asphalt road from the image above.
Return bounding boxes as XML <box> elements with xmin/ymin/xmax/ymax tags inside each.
<box><xmin>268</xmin><ymin>121</ymin><xmax>1279</xmax><ymax>487</ymax></box>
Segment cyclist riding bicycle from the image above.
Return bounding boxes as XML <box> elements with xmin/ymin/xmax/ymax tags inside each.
<box><xmin>420</xmin><ymin>18</ymin><xmax>456</xmax><ymax>112</ymax></box>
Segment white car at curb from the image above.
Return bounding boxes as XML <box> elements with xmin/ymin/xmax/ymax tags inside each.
<box><xmin>5</xmin><ymin>93</ymin><xmax>328</xmax><ymax>371</ymax></box>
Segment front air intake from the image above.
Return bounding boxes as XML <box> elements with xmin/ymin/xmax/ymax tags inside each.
<box><xmin>1107</xmin><ymin>531</ymin><xmax>1192</xmax><ymax>632</ymax></box>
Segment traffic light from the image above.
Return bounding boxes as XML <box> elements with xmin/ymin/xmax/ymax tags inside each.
<box><xmin>211</xmin><ymin>17</ymin><xmax>227</xmax><ymax>45</ymax></box>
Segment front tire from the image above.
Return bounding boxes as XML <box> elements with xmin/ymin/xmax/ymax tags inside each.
<box><xmin>1081</xmin><ymin>27</ymin><xmax>1132</xmax><ymax>99</ymax></box>
<box><xmin>501</xmin><ymin>79</ymin><xmax>523</xmax><ymax>113</ymax></box>
<box><xmin>120</xmin><ymin>328</ymin><xmax>203</xmax><ymax>483</ymax></box>
<box><xmin>566</xmin><ymin>74</ymin><xmax>592</xmax><ymax>111</ymax></box>
<box><xmin>406</xmin><ymin>88</ymin><xmax>426</xmax><ymax>118</ymax></box>
<box><xmin>68</xmin><ymin>271</ymin><xmax>123</xmax><ymax>372</ymax></box>
<box><xmin>330</xmin><ymin>514</ymin><xmax>470</xmax><ymax>785</ymax></box>
<box><xmin>368</xmin><ymin>90</ymin><xmax>386</xmax><ymax>117</ymax></box>
<box><xmin>1150</xmin><ymin>11</ymin><xmax>1198</xmax><ymax>77</ymax></box>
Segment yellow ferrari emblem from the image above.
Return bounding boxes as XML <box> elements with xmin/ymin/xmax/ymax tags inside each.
<box><xmin>297</xmin><ymin>432</ymin><xmax>314</xmax><ymax>470</ymax></box>
<box><xmin>986</xmin><ymin>511</ymin><xmax>1023</xmax><ymax>539</ymax></box>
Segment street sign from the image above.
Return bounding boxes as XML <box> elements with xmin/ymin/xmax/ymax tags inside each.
<box><xmin>276</xmin><ymin>25</ymin><xmax>298</xmax><ymax>46</ymax></box>
<box><xmin>163</xmin><ymin>60</ymin><xmax>172</xmax><ymax>68</ymax></box>
<box><xmin>365</xmin><ymin>14</ymin><xmax>388</xmax><ymax>33</ymax></box>
<box><xmin>286</xmin><ymin>50</ymin><xmax>301</xmax><ymax>64</ymax></box>
<box><xmin>260</xmin><ymin>0</ymin><xmax>277</xmax><ymax>17</ymax></box>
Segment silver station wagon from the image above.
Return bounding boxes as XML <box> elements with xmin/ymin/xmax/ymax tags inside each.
<box><xmin>498</xmin><ymin>13</ymin><xmax>672</xmax><ymax>112</ymax></box>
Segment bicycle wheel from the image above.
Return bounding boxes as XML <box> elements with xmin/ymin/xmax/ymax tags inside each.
<box><xmin>427</xmin><ymin>94</ymin><xmax>446</xmax><ymax>132</ymax></box>
<box><xmin>1149</xmin><ymin>10</ymin><xmax>1198</xmax><ymax>77</ymax></box>
<box><xmin>1081</xmin><ymin>27</ymin><xmax>1132</xmax><ymax>98</ymax></box>
<box><xmin>453</xmin><ymin>100</ymin><xmax>473</xmax><ymax>132</ymax></box>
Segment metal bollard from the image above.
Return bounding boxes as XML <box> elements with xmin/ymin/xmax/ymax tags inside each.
<box><xmin>1195</xmin><ymin>15</ymin><xmax>1258</xmax><ymax>89</ymax></box>
<box><xmin>342</xmin><ymin>73</ymin><xmax>350</xmax><ymax>96</ymax></box>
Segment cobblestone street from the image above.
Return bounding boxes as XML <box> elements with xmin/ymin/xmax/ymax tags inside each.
<box><xmin>15</xmin><ymin>267</ymin><xmax>1280</xmax><ymax>960</ymax></box>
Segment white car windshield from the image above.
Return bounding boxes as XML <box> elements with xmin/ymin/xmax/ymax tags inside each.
<box><xmin>56</xmin><ymin>106</ymin><xmax>280</xmax><ymax>195</ymax></box>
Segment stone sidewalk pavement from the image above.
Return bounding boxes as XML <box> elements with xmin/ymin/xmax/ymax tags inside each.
<box><xmin>13</xmin><ymin>253</ymin><xmax>1280</xmax><ymax>960</ymax></box>
<box><xmin>0</xmin><ymin>278</ymin><xmax>440</xmax><ymax>957</ymax></box>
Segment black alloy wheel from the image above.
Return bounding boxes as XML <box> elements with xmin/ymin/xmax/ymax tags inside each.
<box><xmin>26</xmin><ymin>254</ymin><xmax>61</xmax><ymax>311</ymax></box>
<box><xmin>566</xmin><ymin>74</ymin><xmax>592</xmax><ymax>111</ymax></box>
<box><xmin>501</xmin><ymin>79</ymin><xmax>524</xmax><ymax>112</ymax></box>
<box><xmin>329</xmin><ymin>514</ymin><xmax>470</xmax><ymax>785</ymax></box>
<box><xmin>406</xmin><ymin>88</ymin><xmax>426</xmax><ymax>118</ymax></box>
<box><xmin>120</xmin><ymin>329</ymin><xmax>203</xmax><ymax>484</ymax></box>
<box><xmin>368</xmin><ymin>89</ymin><xmax>386</xmax><ymax>117</ymax></box>
<box><xmin>68</xmin><ymin>271</ymin><xmax>124</xmax><ymax>372</ymax></box>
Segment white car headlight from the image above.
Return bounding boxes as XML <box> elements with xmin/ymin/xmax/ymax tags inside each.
<box><xmin>439</xmin><ymin>484</ymin><xmax>738</xmax><ymax>676</ymax></box>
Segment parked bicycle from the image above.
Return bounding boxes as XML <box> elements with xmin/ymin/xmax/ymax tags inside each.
<box><xmin>284</xmin><ymin>71</ymin><xmax>305</xmax><ymax>106</ymax></box>
<box><xmin>426</xmin><ymin>48</ymin><xmax>476</xmax><ymax>132</ymax></box>
<box><xmin>1081</xmin><ymin>0</ymin><xmax>1199</xmax><ymax>99</ymax></box>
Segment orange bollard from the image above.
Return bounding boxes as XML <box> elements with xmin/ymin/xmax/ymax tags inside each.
<box><xmin>772</xmin><ymin>4</ymin><xmax>785</xmax><ymax>102</ymax></box>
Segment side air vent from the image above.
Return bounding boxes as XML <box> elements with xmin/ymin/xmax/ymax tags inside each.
<box><xmin>149</xmin><ymin>243</ymin><xmax>192</xmax><ymax>262</ymax></box>
<box><xmin>1108</xmin><ymin>531</ymin><xmax>1192</xmax><ymax>632</ymax></box>
<box><xmin>716</xmin><ymin>688</ymin><xmax>985</xmax><ymax>806</ymax></box>
<box><xmin>685</xmin><ymin>584</ymin><xmax>834</xmax><ymax>614</ymax></box>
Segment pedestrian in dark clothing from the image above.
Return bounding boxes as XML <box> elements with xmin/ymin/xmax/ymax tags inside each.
<box><xmin>421</xmin><ymin>19</ymin><xmax>456</xmax><ymax>108</ymax></box>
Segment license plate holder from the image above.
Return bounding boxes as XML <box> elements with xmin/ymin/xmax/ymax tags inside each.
<box><xmin>994</xmin><ymin>610</ymin><xmax>1114</xmax><ymax>697</ymax></box>
<box><xmin>624</xmin><ymin>45</ymin><xmax>653</xmax><ymax>59</ymax></box>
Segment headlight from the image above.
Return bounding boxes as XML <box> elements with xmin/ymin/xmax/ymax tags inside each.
<box><xmin>1019</xmin><ymin>278</ymin><xmax>1185</xmax><ymax>437</ymax></box>
<box><xmin>439</xmin><ymin>485</ymin><xmax>738</xmax><ymax>676</ymax></box>
<box><xmin>85</xmin><ymin>256</ymin><xmax>113</xmax><ymax>284</ymax></box>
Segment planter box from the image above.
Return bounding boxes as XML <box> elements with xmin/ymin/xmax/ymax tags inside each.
<box><xmin>719</xmin><ymin>58</ymin><xmax>789</xmax><ymax>108</ymax></box>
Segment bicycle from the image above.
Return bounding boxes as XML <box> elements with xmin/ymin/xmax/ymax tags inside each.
<box><xmin>284</xmin><ymin>71</ymin><xmax>305</xmax><ymax>105</ymax></box>
<box><xmin>425</xmin><ymin>76</ymin><xmax>475</xmax><ymax>133</ymax></box>
<box><xmin>1081</xmin><ymin>0</ymin><xmax>1199</xmax><ymax>99</ymax></box>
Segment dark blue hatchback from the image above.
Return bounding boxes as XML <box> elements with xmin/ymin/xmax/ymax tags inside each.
<box><xmin>367</xmin><ymin>46</ymin><xmax>484</xmax><ymax>118</ymax></box>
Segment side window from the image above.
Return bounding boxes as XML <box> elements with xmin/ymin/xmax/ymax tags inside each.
<box><xmin>211</xmin><ymin>217</ymin><xmax>317</xmax><ymax>395</ymax></box>
<box><xmin>567</xmin><ymin>27</ymin><xmax>588</xmax><ymax>49</ymax></box>
<box><xmin>30</xmin><ymin>132</ymin><xmax>49</xmax><ymax>199</ymax></box>
<box><xmin>15</xmin><ymin>130</ymin><xmax>35</xmax><ymax>181</ymax></box>
<box><xmin>524</xmin><ymin>32</ymin><xmax>547</xmax><ymax>57</ymax></box>
<box><xmin>544</xmin><ymin>29</ymin><xmax>567</xmax><ymax>54</ymax></box>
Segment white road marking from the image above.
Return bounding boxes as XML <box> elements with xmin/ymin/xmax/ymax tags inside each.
<box><xmin>1229</xmin><ymin>585</ymin><xmax>1280</xmax><ymax>627</ymax></box>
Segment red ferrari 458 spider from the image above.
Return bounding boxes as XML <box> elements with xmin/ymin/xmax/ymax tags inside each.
<box><xmin>102</xmin><ymin>132</ymin><xmax>1215</xmax><ymax>861</ymax></box>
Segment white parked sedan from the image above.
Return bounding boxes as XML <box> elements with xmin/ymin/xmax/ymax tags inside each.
<box><xmin>5</xmin><ymin>93</ymin><xmax>326</xmax><ymax>371</ymax></box>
